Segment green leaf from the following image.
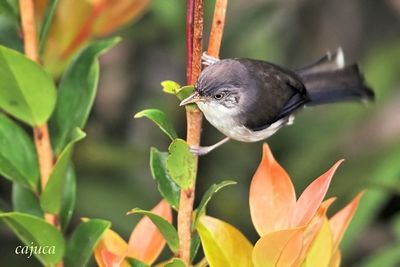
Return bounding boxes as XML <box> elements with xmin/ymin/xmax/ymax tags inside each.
<box><xmin>50</xmin><ymin>37</ymin><xmax>120</xmax><ymax>154</ymax></box>
<box><xmin>134</xmin><ymin>109</ymin><xmax>178</xmax><ymax>141</ymax></box>
<box><xmin>126</xmin><ymin>258</ymin><xmax>150</xmax><ymax>267</ymax></box>
<box><xmin>195</xmin><ymin>180</ymin><xmax>236</xmax><ymax>225</ymax></box>
<box><xmin>0</xmin><ymin>114</ymin><xmax>39</xmax><ymax>190</ymax></box>
<box><xmin>65</xmin><ymin>219</ymin><xmax>111</xmax><ymax>267</ymax></box>
<box><xmin>166</xmin><ymin>139</ymin><xmax>196</xmax><ymax>189</ymax></box>
<box><xmin>0</xmin><ymin>212</ymin><xmax>65</xmax><ymax>265</ymax></box>
<box><xmin>12</xmin><ymin>183</ymin><xmax>43</xmax><ymax>218</ymax></box>
<box><xmin>0</xmin><ymin>0</ymin><xmax>19</xmax><ymax>21</ymax></box>
<box><xmin>165</xmin><ymin>258</ymin><xmax>186</xmax><ymax>267</ymax></box>
<box><xmin>176</xmin><ymin>85</ymin><xmax>194</xmax><ymax>101</ymax></box>
<box><xmin>197</xmin><ymin>216</ymin><xmax>253</xmax><ymax>267</ymax></box>
<box><xmin>41</xmin><ymin>128</ymin><xmax>86</xmax><ymax>214</ymax></box>
<box><xmin>127</xmin><ymin>208</ymin><xmax>179</xmax><ymax>253</ymax></box>
<box><xmin>39</xmin><ymin>0</ymin><xmax>59</xmax><ymax>56</ymax></box>
<box><xmin>0</xmin><ymin>45</ymin><xmax>56</xmax><ymax>126</ymax></box>
<box><xmin>150</xmin><ymin>147</ymin><xmax>180</xmax><ymax>209</ymax></box>
<box><xmin>59</xmin><ymin>165</ymin><xmax>77</xmax><ymax>231</ymax></box>
<box><xmin>190</xmin><ymin>233</ymin><xmax>201</xmax><ymax>262</ymax></box>
<box><xmin>161</xmin><ymin>80</ymin><xmax>181</xmax><ymax>94</ymax></box>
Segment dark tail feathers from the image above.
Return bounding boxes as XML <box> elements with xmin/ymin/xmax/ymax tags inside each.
<box><xmin>296</xmin><ymin>48</ymin><xmax>374</xmax><ymax>105</ymax></box>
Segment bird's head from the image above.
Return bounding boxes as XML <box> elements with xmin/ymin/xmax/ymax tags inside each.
<box><xmin>180</xmin><ymin>59</ymin><xmax>248</xmax><ymax>115</ymax></box>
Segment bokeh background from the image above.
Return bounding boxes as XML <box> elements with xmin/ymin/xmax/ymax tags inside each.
<box><xmin>1</xmin><ymin>0</ymin><xmax>400</xmax><ymax>266</ymax></box>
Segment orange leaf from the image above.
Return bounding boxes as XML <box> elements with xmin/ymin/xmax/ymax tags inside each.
<box><xmin>127</xmin><ymin>199</ymin><xmax>172</xmax><ymax>264</ymax></box>
<box><xmin>252</xmin><ymin>228</ymin><xmax>303</xmax><ymax>267</ymax></box>
<box><xmin>101</xmin><ymin>250</ymin><xmax>126</xmax><ymax>267</ymax></box>
<box><xmin>249</xmin><ymin>143</ymin><xmax>296</xmax><ymax>236</ymax></box>
<box><xmin>94</xmin><ymin>229</ymin><xmax>128</xmax><ymax>267</ymax></box>
<box><xmin>93</xmin><ymin>0</ymin><xmax>151</xmax><ymax>36</ymax></box>
<box><xmin>330</xmin><ymin>192</ymin><xmax>363</xmax><ymax>251</ymax></box>
<box><xmin>291</xmin><ymin>160</ymin><xmax>343</xmax><ymax>227</ymax></box>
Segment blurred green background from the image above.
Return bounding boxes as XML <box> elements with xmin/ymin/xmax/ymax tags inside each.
<box><xmin>1</xmin><ymin>0</ymin><xmax>400</xmax><ymax>266</ymax></box>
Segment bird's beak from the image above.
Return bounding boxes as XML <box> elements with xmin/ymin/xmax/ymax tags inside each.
<box><xmin>179</xmin><ymin>92</ymin><xmax>205</xmax><ymax>106</ymax></box>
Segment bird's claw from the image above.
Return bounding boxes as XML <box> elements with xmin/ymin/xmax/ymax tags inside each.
<box><xmin>202</xmin><ymin>52</ymin><xmax>219</xmax><ymax>66</ymax></box>
<box><xmin>189</xmin><ymin>146</ymin><xmax>211</xmax><ymax>156</ymax></box>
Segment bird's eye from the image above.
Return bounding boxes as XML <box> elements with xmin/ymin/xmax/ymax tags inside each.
<box><xmin>214</xmin><ymin>93</ymin><xmax>224</xmax><ymax>100</ymax></box>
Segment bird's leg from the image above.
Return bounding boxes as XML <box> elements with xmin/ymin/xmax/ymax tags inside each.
<box><xmin>190</xmin><ymin>137</ymin><xmax>230</xmax><ymax>156</ymax></box>
<box><xmin>202</xmin><ymin>52</ymin><xmax>220</xmax><ymax>66</ymax></box>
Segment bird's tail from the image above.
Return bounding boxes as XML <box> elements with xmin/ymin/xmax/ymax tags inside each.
<box><xmin>296</xmin><ymin>48</ymin><xmax>374</xmax><ymax>105</ymax></box>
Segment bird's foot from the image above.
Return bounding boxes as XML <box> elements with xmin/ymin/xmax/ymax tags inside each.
<box><xmin>189</xmin><ymin>137</ymin><xmax>230</xmax><ymax>156</ymax></box>
<box><xmin>189</xmin><ymin>146</ymin><xmax>213</xmax><ymax>156</ymax></box>
<box><xmin>202</xmin><ymin>52</ymin><xmax>219</xmax><ymax>66</ymax></box>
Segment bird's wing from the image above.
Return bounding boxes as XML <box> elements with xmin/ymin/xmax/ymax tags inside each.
<box><xmin>238</xmin><ymin>59</ymin><xmax>310</xmax><ymax>131</ymax></box>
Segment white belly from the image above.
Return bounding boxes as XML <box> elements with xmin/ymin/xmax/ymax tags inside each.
<box><xmin>197</xmin><ymin>102</ymin><xmax>290</xmax><ymax>142</ymax></box>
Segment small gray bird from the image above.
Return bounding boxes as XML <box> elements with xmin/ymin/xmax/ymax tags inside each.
<box><xmin>180</xmin><ymin>49</ymin><xmax>374</xmax><ymax>155</ymax></box>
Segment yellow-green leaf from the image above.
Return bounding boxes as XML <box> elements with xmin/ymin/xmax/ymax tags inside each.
<box><xmin>134</xmin><ymin>109</ymin><xmax>178</xmax><ymax>141</ymax></box>
<box><xmin>197</xmin><ymin>216</ymin><xmax>253</xmax><ymax>267</ymax></box>
<box><xmin>302</xmin><ymin>218</ymin><xmax>333</xmax><ymax>267</ymax></box>
<box><xmin>252</xmin><ymin>229</ymin><xmax>303</xmax><ymax>267</ymax></box>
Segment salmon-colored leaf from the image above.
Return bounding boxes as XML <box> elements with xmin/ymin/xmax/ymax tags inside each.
<box><xmin>101</xmin><ymin>250</ymin><xmax>125</xmax><ymax>267</ymax></box>
<box><xmin>197</xmin><ymin>216</ymin><xmax>254</xmax><ymax>267</ymax></box>
<box><xmin>252</xmin><ymin>229</ymin><xmax>303</xmax><ymax>267</ymax></box>
<box><xmin>292</xmin><ymin>160</ymin><xmax>343</xmax><ymax>227</ymax></box>
<box><xmin>94</xmin><ymin>228</ymin><xmax>128</xmax><ymax>267</ymax></box>
<box><xmin>330</xmin><ymin>192</ymin><xmax>363</xmax><ymax>251</ymax></box>
<box><xmin>127</xmin><ymin>200</ymin><xmax>172</xmax><ymax>265</ymax></box>
<box><xmin>250</xmin><ymin>143</ymin><xmax>296</xmax><ymax>236</ymax></box>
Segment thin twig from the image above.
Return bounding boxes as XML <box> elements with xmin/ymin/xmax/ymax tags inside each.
<box><xmin>207</xmin><ymin>0</ymin><xmax>227</xmax><ymax>58</ymax></box>
<box><xmin>19</xmin><ymin>0</ymin><xmax>57</xmax><ymax>228</ymax></box>
<box><xmin>178</xmin><ymin>0</ymin><xmax>227</xmax><ymax>265</ymax></box>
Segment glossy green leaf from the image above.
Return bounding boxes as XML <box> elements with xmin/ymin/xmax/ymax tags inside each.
<box><xmin>127</xmin><ymin>258</ymin><xmax>150</xmax><ymax>267</ymax></box>
<box><xmin>150</xmin><ymin>147</ymin><xmax>180</xmax><ymax>209</ymax></box>
<box><xmin>0</xmin><ymin>114</ymin><xmax>39</xmax><ymax>190</ymax></box>
<box><xmin>161</xmin><ymin>80</ymin><xmax>181</xmax><ymax>94</ymax></box>
<box><xmin>166</xmin><ymin>139</ymin><xmax>196</xmax><ymax>189</ymax></box>
<box><xmin>65</xmin><ymin>219</ymin><xmax>111</xmax><ymax>267</ymax></box>
<box><xmin>134</xmin><ymin>109</ymin><xmax>178</xmax><ymax>141</ymax></box>
<box><xmin>165</xmin><ymin>258</ymin><xmax>186</xmax><ymax>267</ymax></box>
<box><xmin>0</xmin><ymin>45</ymin><xmax>56</xmax><ymax>126</ymax></box>
<box><xmin>127</xmin><ymin>208</ymin><xmax>179</xmax><ymax>253</ymax></box>
<box><xmin>50</xmin><ymin>37</ymin><xmax>120</xmax><ymax>154</ymax></box>
<box><xmin>59</xmin><ymin>165</ymin><xmax>77</xmax><ymax>230</ymax></box>
<box><xmin>197</xmin><ymin>216</ymin><xmax>254</xmax><ymax>267</ymax></box>
<box><xmin>195</xmin><ymin>180</ymin><xmax>236</xmax><ymax>225</ymax></box>
<box><xmin>12</xmin><ymin>183</ymin><xmax>43</xmax><ymax>218</ymax></box>
<box><xmin>0</xmin><ymin>212</ymin><xmax>65</xmax><ymax>265</ymax></box>
<box><xmin>41</xmin><ymin>128</ymin><xmax>86</xmax><ymax>214</ymax></box>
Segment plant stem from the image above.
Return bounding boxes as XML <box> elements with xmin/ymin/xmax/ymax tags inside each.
<box><xmin>19</xmin><ymin>0</ymin><xmax>57</xmax><ymax>227</ymax></box>
<box><xmin>179</xmin><ymin>0</ymin><xmax>227</xmax><ymax>265</ymax></box>
<box><xmin>178</xmin><ymin>0</ymin><xmax>203</xmax><ymax>265</ymax></box>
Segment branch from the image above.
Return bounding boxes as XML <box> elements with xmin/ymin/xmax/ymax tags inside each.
<box><xmin>19</xmin><ymin>0</ymin><xmax>56</xmax><ymax>227</ymax></box>
<box><xmin>178</xmin><ymin>0</ymin><xmax>227</xmax><ymax>265</ymax></box>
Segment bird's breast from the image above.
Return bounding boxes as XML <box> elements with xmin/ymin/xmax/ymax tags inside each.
<box><xmin>197</xmin><ymin>102</ymin><xmax>288</xmax><ymax>142</ymax></box>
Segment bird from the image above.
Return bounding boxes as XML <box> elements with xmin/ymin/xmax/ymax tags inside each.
<box><xmin>180</xmin><ymin>48</ymin><xmax>374</xmax><ymax>155</ymax></box>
